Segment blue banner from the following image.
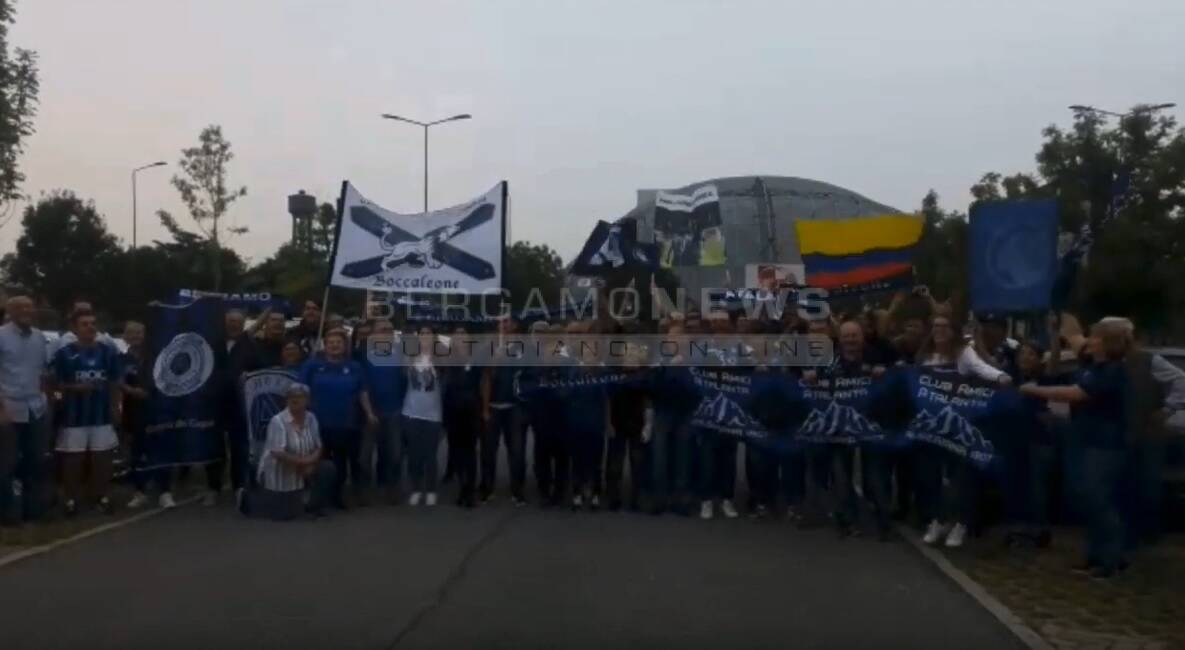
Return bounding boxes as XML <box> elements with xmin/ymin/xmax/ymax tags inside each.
<box><xmin>174</xmin><ymin>289</ymin><xmax>292</xmax><ymax>317</ymax></box>
<box><xmin>902</xmin><ymin>366</ymin><xmax>1021</xmax><ymax>468</ymax></box>
<box><xmin>143</xmin><ymin>298</ymin><xmax>226</xmax><ymax>468</ymax></box>
<box><xmin>969</xmin><ymin>199</ymin><xmax>1058</xmax><ymax>312</ymax></box>
<box><xmin>795</xmin><ymin>369</ymin><xmax>886</xmax><ymax>445</ymax></box>
<box><xmin>241</xmin><ymin>369</ymin><xmax>297</xmax><ymax>467</ymax></box>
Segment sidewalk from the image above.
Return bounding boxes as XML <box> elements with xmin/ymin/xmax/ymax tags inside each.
<box><xmin>941</xmin><ymin>528</ymin><xmax>1185</xmax><ymax>649</ymax></box>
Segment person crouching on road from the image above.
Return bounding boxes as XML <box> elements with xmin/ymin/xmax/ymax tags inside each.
<box><xmin>52</xmin><ymin>308</ymin><xmax>122</xmax><ymax>516</ymax></box>
<box><xmin>242</xmin><ymin>383</ymin><xmax>336</xmax><ymax>520</ymax></box>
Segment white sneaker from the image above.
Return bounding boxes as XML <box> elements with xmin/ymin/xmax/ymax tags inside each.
<box><xmin>408</xmin><ymin>492</ymin><xmax>423</xmax><ymax>506</ymax></box>
<box><xmin>945</xmin><ymin>523</ymin><xmax>968</xmax><ymax>548</ymax></box>
<box><xmin>201</xmin><ymin>491</ymin><xmax>218</xmax><ymax>507</ymax></box>
<box><xmin>127</xmin><ymin>492</ymin><xmax>149</xmax><ymax>509</ymax></box>
<box><xmin>425</xmin><ymin>492</ymin><xmax>437</xmax><ymax>507</ymax></box>
<box><xmin>923</xmin><ymin>520</ymin><xmax>950</xmax><ymax>545</ymax></box>
<box><xmin>720</xmin><ymin>499</ymin><xmax>739</xmax><ymax>519</ymax></box>
<box><xmin>700</xmin><ymin>500</ymin><xmax>714</xmax><ymax>520</ymax></box>
<box><xmin>159</xmin><ymin>492</ymin><xmax>177</xmax><ymax>509</ymax></box>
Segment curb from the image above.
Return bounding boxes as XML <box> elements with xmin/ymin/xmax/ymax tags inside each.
<box><xmin>896</xmin><ymin>524</ymin><xmax>1054</xmax><ymax>650</ymax></box>
<box><xmin>0</xmin><ymin>496</ymin><xmax>200</xmax><ymax>570</ymax></box>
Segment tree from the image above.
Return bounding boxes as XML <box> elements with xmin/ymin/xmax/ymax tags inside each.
<box><xmin>503</xmin><ymin>241</ymin><xmax>565</xmax><ymax>312</ymax></box>
<box><xmin>977</xmin><ymin>105</ymin><xmax>1185</xmax><ymax>337</ymax></box>
<box><xmin>313</xmin><ymin>202</ymin><xmax>337</xmax><ymax>259</ymax></box>
<box><xmin>912</xmin><ymin>190</ymin><xmax>968</xmax><ymax>312</ymax></box>
<box><xmin>0</xmin><ymin>0</ymin><xmax>39</xmax><ymax>229</ymax></box>
<box><xmin>1</xmin><ymin>191</ymin><xmax>122</xmax><ymax>315</ymax></box>
<box><xmin>166</xmin><ymin>125</ymin><xmax>248</xmax><ymax>290</ymax></box>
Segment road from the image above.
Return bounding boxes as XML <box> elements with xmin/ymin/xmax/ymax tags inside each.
<box><xmin>0</xmin><ymin>500</ymin><xmax>1022</xmax><ymax>649</ymax></box>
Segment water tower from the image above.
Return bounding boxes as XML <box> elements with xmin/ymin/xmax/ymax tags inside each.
<box><xmin>288</xmin><ymin>190</ymin><xmax>317</xmax><ymax>254</ymax></box>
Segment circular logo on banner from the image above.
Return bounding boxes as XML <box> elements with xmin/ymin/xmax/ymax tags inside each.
<box><xmin>985</xmin><ymin>226</ymin><xmax>1048</xmax><ymax>290</ymax></box>
<box><xmin>153</xmin><ymin>333</ymin><xmax>215</xmax><ymax>397</ymax></box>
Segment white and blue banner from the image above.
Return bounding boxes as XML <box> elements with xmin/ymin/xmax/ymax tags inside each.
<box><xmin>329</xmin><ymin>181</ymin><xmax>508</xmax><ymax>294</ymax></box>
<box><xmin>902</xmin><ymin>366</ymin><xmax>1022</xmax><ymax>468</ymax></box>
<box><xmin>144</xmin><ymin>298</ymin><xmax>226</xmax><ymax>468</ymax></box>
<box><xmin>241</xmin><ymin>369</ymin><xmax>298</xmax><ymax>466</ymax></box>
<box><xmin>795</xmin><ymin>369</ymin><xmax>887</xmax><ymax>445</ymax></box>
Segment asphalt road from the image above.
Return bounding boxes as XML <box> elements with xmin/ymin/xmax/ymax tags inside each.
<box><xmin>0</xmin><ymin>499</ymin><xmax>1023</xmax><ymax>650</ymax></box>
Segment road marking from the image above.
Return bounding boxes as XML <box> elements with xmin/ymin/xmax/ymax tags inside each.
<box><xmin>0</xmin><ymin>496</ymin><xmax>200</xmax><ymax>571</ymax></box>
<box><xmin>896</xmin><ymin>524</ymin><xmax>1054</xmax><ymax>650</ymax></box>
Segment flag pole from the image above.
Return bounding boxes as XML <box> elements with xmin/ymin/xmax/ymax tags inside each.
<box><xmin>317</xmin><ymin>286</ymin><xmax>331</xmax><ymax>343</ymax></box>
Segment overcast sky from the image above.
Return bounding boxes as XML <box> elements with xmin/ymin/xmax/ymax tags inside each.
<box><xmin>8</xmin><ymin>0</ymin><xmax>1183</xmax><ymax>264</ymax></box>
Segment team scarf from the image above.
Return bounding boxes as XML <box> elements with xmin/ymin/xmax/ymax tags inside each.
<box><xmin>794</xmin><ymin>365</ymin><xmax>887</xmax><ymax>445</ymax></box>
<box><xmin>900</xmin><ymin>365</ymin><xmax>1024</xmax><ymax>469</ymax></box>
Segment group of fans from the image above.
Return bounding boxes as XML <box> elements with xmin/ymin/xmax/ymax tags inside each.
<box><xmin>1</xmin><ymin>288</ymin><xmax>1183</xmax><ymax>581</ymax></box>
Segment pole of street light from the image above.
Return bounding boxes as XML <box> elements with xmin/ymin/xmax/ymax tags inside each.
<box><xmin>131</xmin><ymin>161</ymin><xmax>167</xmax><ymax>248</ymax></box>
<box><xmin>380</xmin><ymin>113</ymin><xmax>471</xmax><ymax>212</ymax></box>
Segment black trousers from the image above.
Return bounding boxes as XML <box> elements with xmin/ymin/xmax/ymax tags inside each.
<box><xmin>605</xmin><ymin>425</ymin><xmax>644</xmax><ymax>507</ymax></box>
<box><xmin>321</xmin><ymin>428</ymin><xmax>362</xmax><ymax>504</ymax></box>
<box><xmin>445</xmin><ymin>408</ymin><xmax>480</xmax><ymax>499</ymax></box>
<box><xmin>534</xmin><ymin>418</ymin><xmax>570</xmax><ymax>502</ymax></box>
<box><xmin>207</xmin><ymin>419</ymin><xmax>249</xmax><ymax>492</ymax></box>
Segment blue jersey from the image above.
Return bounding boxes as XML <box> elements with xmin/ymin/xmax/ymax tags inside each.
<box><xmin>300</xmin><ymin>357</ymin><xmax>368</xmax><ymax>430</ymax></box>
<box><xmin>53</xmin><ymin>342</ymin><xmax>122</xmax><ymax>428</ymax></box>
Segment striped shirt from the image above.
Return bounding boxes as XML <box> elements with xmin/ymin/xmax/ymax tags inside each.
<box><xmin>257</xmin><ymin>409</ymin><xmax>322</xmax><ymax>492</ymax></box>
<box><xmin>53</xmin><ymin>341</ymin><xmax>121</xmax><ymax>428</ymax></box>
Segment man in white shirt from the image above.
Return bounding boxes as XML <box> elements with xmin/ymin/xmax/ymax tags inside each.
<box><xmin>0</xmin><ymin>296</ymin><xmax>51</xmax><ymax>525</ymax></box>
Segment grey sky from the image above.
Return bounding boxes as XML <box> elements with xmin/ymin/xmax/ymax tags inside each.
<box><xmin>8</xmin><ymin>0</ymin><xmax>1183</xmax><ymax>264</ymax></box>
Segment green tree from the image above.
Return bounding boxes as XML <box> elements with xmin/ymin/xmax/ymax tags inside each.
<box><xmin>1</xmin><ymin>191</ymin><xmax>122</xmax><ymax>314</ymax></box>
<box><xmin>978</xmin><ymin>105</ymin><xmax>1185</xmax><ymax>336</ymax></box>
<box><xmin>165</xmin><ymin>125</ymin><xmax>248</xmax><ymax>290</ymax></box>
<box><xmin>912</xmin><ymin>189</ymin><xmax>968</xmax><ymax>310</ymax></box>
<box><xmin>0</xmin><ymin>0</ymin><xmax>39</xmax><ymax>228</ymax></box>
<box><xmin>504</xmin><ymin>241</ymin><xmax>565</xmax><ymax>312</ymax></box>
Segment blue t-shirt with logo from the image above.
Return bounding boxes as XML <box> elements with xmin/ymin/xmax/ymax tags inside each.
<box><xmin>300</xmin><ymin>357</ymin><xmax>368</xmax><ymax>430</ymax></box>
<box><xmin>1072</xmin><ymin>361</ymin><xmax>1128</xmax><ymax>449</ymax></box>
<box><xmin>53</xmin><ymin>342</ymin><xmax>122</xmax><ymax>428</ymax></box>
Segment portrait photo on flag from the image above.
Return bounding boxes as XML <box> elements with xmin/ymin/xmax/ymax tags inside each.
<box><xmin>652</xmin><ymin>184</ymin><xmax>726</xmax><ymax>268</ymax></box>
<box><xmin>329</xmin><ymin>181</ymin><xmax>507</xmax><ymax>294</ymax></box>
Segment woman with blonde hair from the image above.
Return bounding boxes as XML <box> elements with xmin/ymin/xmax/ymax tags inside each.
<box><xmin>1021</xmin><ymin>319</ymin><xmax>1131</xmax><ymax>579</ymax></box>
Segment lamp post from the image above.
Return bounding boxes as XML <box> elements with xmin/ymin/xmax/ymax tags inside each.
<box><xmin>131</xmin><ymin>161</ymin><xmax>167</xmax><ymax>248</ymax></box>
<box><xmin>380</xmin><ymin>113</ymin><xmax>471</xmax><ymax>212</ymax></box>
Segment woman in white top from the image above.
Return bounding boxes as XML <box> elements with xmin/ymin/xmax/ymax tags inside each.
<box><xmin>916</xmin><ymin>313</ymin><xmax>1011</xmax><ymax>548</ymax></box>
<box><xmin>402</xmin><ymin>327</ymin><xmax>445</xmax><ymax>506</ymax></box>
<box><xmin>241</xmin><ymin>384</ymin><xmax>337</xmax><ymax>520</ymax></box>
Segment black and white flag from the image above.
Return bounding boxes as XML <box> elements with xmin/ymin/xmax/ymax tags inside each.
<box><xmin>329</xmin><ymin>181</ymin><xmax>507</xmax><ymax>294</ymax></box>
<box><xmin>570</xmin><ymin>220</ymin><xmax>657</xmax><ymax>275</ymax></box>
<box><xmin>653</xmin><ymin>184</ymin><xmax>726</xmax><ymax>268</ymax></box>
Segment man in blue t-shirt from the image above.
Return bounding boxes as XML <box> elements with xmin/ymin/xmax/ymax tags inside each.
<box><xmin>52</xmin><ymin>308</ymin><xmax>122</xmax><ymax>516</ymax></box>
<box><xmin>359</xmin><ymin>319</ymin><xmax>407</xmax><ymax>501</ymax></box>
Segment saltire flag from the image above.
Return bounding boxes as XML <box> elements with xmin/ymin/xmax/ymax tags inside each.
<box><xmin>795</xmin><ymin>214</ymin><xmax>923</xmax><ymax>294</ymax></box>
<box><xmin>901</xmin><ymin>366</ymin><xmax>1023</xmax><ymax>469</ymax></box>
<box><xmin>241</xmin><ymin>369</ymin><xmax>298</xmax><ymax>468</ymax></box>
<box><xmin>570</xmin><ymin>219</ymin><xmax>658</xmax><ymax>275</ymax></box>
<box><xmin>653</xmin><ymin>184</ymin><xmax>726</xmax><ymax>268</ymax></box>
<box><xmin>969</xmin><ymin>199</ymin><xmax>1059</xmax><ymax>312</ymax></box>
<box><xmin>143</xmin><ymin>298</ymin><xmax>226</xmax><ymax>468</ymax></box>
<box><xmin>329</xmin><ymin>181</ymin><xmax>508</xmax><ymax>294</ymax></box>
<box><xmin>1052</xmin><ymin>169</ymin><xmax>1132</xmax><ymax>307</ymax></box>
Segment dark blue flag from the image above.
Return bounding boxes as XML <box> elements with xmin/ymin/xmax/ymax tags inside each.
<box><xmin>174</xmin><ymin>288</ymin><xmax>292</xmax><ymax>317</ymax></box>
<box><xmin>970</xmin><ymin>199</ymin><xmax>1059</xmax><ymax>312</ymax></box>
<box><xmin>902</xmin><ymin>367</ymin><xmax>1022</xmax><ymax>469</ymax></box>
<box><xmin>570</xmin><ymin>220</ymin><xmax>657</xmax><ymax>276</ymax></box>
<box><xmin>241</xmin><ymin>369</ymin><xmax>297</xmax><ymax>467</ymax></box>
<box><xmin>144</xmin><ymin>298</ymin><xmax>226</xmax><ymax>468</ymax></box>
<box><xmin>795</xmin><ymin>368</ymin><xmax>886</xmax><ymax>445</ymax></box>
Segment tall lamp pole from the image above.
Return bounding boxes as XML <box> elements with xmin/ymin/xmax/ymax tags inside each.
<box><xmin>380</xmin><ymin>113</ymin><xmax>471</xmax><ymax>212</ymax></box>
<box><xmin>131</xmin><ymin>161</ymin><xmax>167</xmax><ymax>248</ymax></box>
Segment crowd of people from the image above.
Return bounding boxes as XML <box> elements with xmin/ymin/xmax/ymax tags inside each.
<box><xmin>1</xmin><ymin>288</ymin><xmax>1183</xmax><ymax>581</ymax></box>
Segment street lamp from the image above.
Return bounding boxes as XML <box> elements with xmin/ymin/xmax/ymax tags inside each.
<box><xmin>131</xmin><ymin>161</ymin><xmax>167</xmax><ymax>248</ymax></box>
<box><xmin>380</xmin><ymin>113</ymin><xmax>472</xmax><ymax>212</ymax></box>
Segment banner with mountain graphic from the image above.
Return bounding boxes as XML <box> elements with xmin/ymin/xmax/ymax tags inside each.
<box><xmin>902</xmin><ymin>366</ymin><xmax>1022</xmax><ymax>468</ymax></box>
<box><xmin>685</xmin><ymin>368</ymin><xmax>808</xmax><ymax>447</ymax></box>
<box><xmin>795</xmin><ymin>368</ymin><xmax>887</xmax><ymax>445</ymax></box>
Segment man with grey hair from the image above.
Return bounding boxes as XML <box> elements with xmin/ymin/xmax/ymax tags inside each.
<box><xmin>1100</xmin><ymin>315</ymin><xmax>1185</xmax><ymax>546</ymax></box>
<box><xmin>0</xmin><ymin>296</ymin><xmax>50</xmax><ymax>525</ymax></box>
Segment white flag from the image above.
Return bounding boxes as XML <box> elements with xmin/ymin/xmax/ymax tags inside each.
<box><xmin>329</xmin><ymin>182</ymin><xmax>507</xmax><ymax>294</ymax></box>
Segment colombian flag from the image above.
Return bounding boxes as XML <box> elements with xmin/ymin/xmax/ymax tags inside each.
<box><xmin>795</xmin><ymin>214</ymin><xmax>923</xmax><ymax>291</ymax></box>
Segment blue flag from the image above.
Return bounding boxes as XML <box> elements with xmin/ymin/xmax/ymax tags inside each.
<box><xmin>144</xmin><ymin>298</ymin><xmax>226</xmax><ymax>468</ymax></box>
<box><xmin>795</xmin><ymin>368</ymin><xmax>887</xmax><ymax>445</ymax></box>
<box><xmin>241</xmin><ymin>369</ymin><xmax>297</xmax><ymax>468</ymax></box>
<box><xmin>902</xmin><ymin>367</ymin><xmax>1022</xmax><ymax>468</ymax></box>
<box><xmin>970</xmin><ymin>199</ymin><xmax>1059</xmax><ymax>312</ymax></box>
<box><xmin>174</xmin><ymin>289</ymin><xmax>292</xmax><ymax>317</ymax></box>
<box><xmin>570</xmin><ymin>220</ymin><xmax>657</xmax><ymax>276</ymax></box>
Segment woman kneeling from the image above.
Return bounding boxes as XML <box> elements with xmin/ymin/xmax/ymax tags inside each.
<box><xmin>242</xmin><ymin>383</ymin><xmax>336</xmax><ymax>520</ymax></box>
